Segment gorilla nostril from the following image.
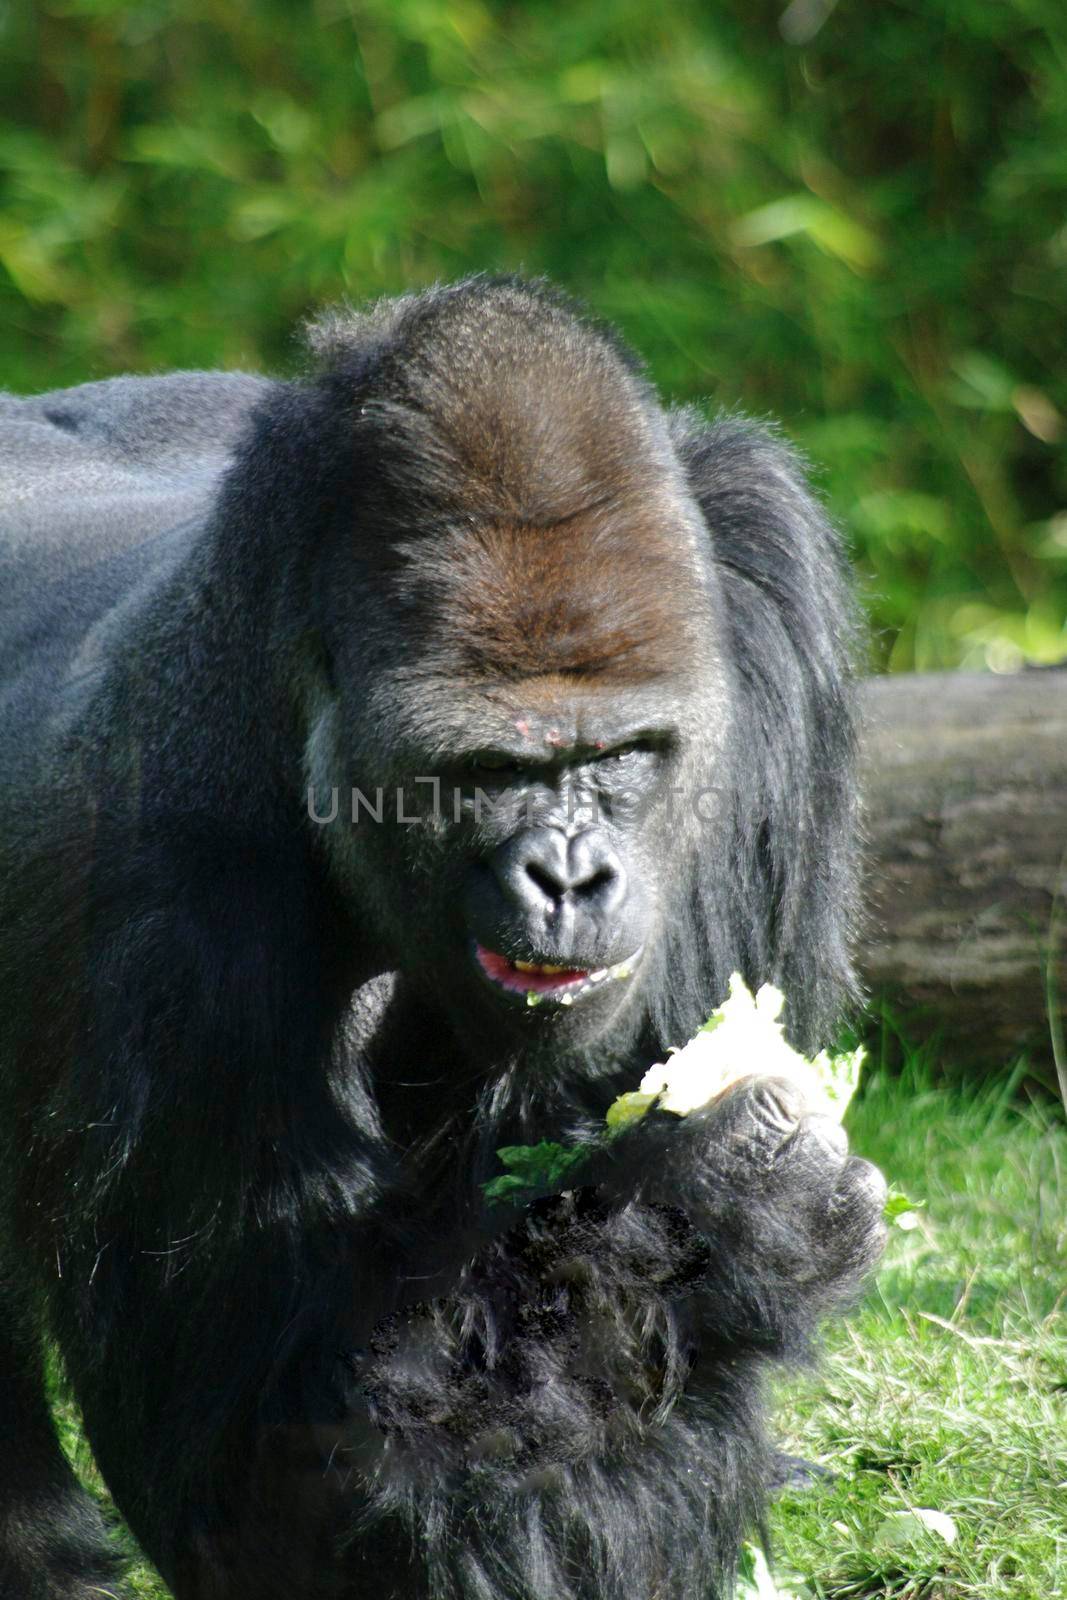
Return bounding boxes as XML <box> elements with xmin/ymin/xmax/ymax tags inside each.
<box><xmin>581</xmin><ymin>867</ymin><xmax>614</xmax><ymax>896</ymax></box>
<box><xmin>527</xmin><ymin>860</ymin><xmax>617</xmax><ymax>905</ymax></box>
<box><xmin>567</xmin><ymin>832</ymin><xmax>624</xmax><ymax>906</ymax></box>
<box><xmin>526</xmin><ymin>862</ymin><xmax>565</xmax><ymax>901</ymax></box>
<box><xmin>490</xmin><ymin>828</ymin><xmax>628</xmax><ymax>914</ymax></box>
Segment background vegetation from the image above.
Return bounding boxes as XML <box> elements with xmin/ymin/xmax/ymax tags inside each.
<box><xmin>5</xmin><ymin>9</ymin><xmax>1065</xmax><ymax>1592</ymax></box>
<box><xmin>2</xmin><ymin>0</ymin><xmax>1066</xmax><ymax>671</ymax></box>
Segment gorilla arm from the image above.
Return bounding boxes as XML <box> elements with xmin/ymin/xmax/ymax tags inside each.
<box><xmin>349</xmin><ymin>1077</ymin><xmax>886</xmax><ymax>1600</ymax></box>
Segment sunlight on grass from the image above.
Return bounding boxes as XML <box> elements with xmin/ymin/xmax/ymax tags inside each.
<box><xmin>768</xmin><ymin>1061</ymin><xmax>1066</xmax><ymax>1599</ymax></box>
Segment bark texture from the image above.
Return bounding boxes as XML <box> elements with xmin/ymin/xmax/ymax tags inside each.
<box><xmin>858</xmin><ymin>669</ymin><xmax>1067</xmax><ymax>1071</ymax></box>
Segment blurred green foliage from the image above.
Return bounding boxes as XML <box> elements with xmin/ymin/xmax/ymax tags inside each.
<box><xmin>2</xmin><ymin>0</ymin><xmax>1066</xmax><ymax>670</ymax></box>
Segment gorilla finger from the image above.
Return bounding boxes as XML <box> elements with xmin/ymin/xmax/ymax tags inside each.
<box><xmin>815</xmin><ymin>1158</ymin><xmax>889</xmax><ymax>1273</ymax></box>
<box><xmin>697</xmin><ymin>1074</ymin><xmax>807</xmax><ymax>1152</ymax></box>
<box><xmin>830</xmin><ymin>1156</ymin><xmax>888</xmax><ymax>1218</ymax></box>
<box><xmin>770</xmin><ymin>1113</ymin><xmax>850</xmax><ymax>1189</ymax></box>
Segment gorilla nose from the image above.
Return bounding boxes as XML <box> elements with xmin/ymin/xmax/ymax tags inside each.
<box><xmin>492</xmin><ymin>829</ymin><xmax>626</xmax><ymax>918</ymax></box>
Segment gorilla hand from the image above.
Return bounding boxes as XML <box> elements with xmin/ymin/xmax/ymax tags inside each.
<box><xmin>591</xmin><ymin>1075</ymin><xmax>888</xmax><ymax>1352</ymax></box>
<box><xmin>354</xmin><ymin>1083</ymin><xmax>883</xmax><ymax>1489</ymax></box>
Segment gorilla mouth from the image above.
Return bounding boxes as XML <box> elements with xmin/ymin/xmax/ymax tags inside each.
<box><xmin>474</xmin><ymin>944</ymin><xmax>636</xmax><ymax>1004</ymax></box>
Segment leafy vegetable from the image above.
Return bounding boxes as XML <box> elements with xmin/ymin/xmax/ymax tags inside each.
<box><xmin>482</xmin><ymin>977</ymin><xmax>911</xmax><ymax>1222</ymax></box>
<box><xmin>626</xmin><ymin>974</ymin><xmax>863</xmax><ymax>1122</ymax></box>
<box><xmin>481</xmin><ymin>1141</ymin><xmax>587</xmax><ymax>1202</ymax></box>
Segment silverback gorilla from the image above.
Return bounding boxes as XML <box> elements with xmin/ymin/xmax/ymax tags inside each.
<box><xmin>0</xmin><ymin>278</ymin><xmax>885</xmax><ymax>1599</ymax></box>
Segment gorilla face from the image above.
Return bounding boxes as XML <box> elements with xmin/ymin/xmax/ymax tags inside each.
<box><xmin>302</xmin><ymin>281</ymin><xmax>729</xmax><ymax>1053</ymax></box>
<box><xmin>308</xmin><ymin>653</ymin><xmax>716</xmax><ymax>1049</ymax></box>
<box><xmin>449</xmin><ymin>716</ymin><xmax>673</xmax><ymax>1031</ymax></box>
<box><xmin>465</xmin><ymin>757</ymin><xmax>655</xmax><ymax>998</ymax></box>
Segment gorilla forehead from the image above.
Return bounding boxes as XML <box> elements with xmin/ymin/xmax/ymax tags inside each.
<box><xmin>316</xmin><ymin>277</ymin><xmax>689</xmax><ymax>539</ymax></box>
<box><xmin>396</xmin><ymin>503</ymin><xmax>709</xmax><ymax>687</ymax></box>
<box><xmin>310</xmin><ymin>281</ymin><xmax>723</xmax><ymax>770</ymax></box>
<box><xmin>318</xmin><ymin>276</ymin><xmax>666</xmax><ymax>526</ymax></box>
<box><xmin>317</xmin><ymin>283</ymin><xmax>716</xmax><ymax>695</ymax></box>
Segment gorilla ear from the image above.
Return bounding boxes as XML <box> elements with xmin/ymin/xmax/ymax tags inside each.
<box><xmin>663</xmin><ymin>409</ymin><xmax>861</xmax><ymax>1053</ymax></box>
<box><xmin>670</xmin><ymin>409</ymin><xmax>860</xmax><ymax>680</ymax></box>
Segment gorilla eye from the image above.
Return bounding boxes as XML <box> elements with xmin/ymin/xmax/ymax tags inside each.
<box><xmin>599</xmin><ymin>739</ymin><xmax>658</xmax><ymax>764</ymax></box>
<box><xmin>468</xmin><ymin>751</ymin><xmax>521</xmax><ymax>775</ymax></box>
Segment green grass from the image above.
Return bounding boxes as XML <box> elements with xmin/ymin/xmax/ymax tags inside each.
<box><xmin>766</xmin><ymin>1064</ymin><xmax>1067</xmax><ymax>1600</ymax></box>
<box><xmin>59</xmin><ymin>1064</ymin><xmax>1066</xmax><ymax>1599</ymax></box>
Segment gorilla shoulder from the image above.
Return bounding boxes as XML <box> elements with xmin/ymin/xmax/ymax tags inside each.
<box><xmin>0</xmin><ymin>369</ymin><xmax>272</xmax><ymax>566</ymax></box>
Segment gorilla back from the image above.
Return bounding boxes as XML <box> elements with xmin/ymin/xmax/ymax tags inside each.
<box><xmin>0</xmin><ymin>279</ymin><xmax>884</xmax><ymax>1600</ymax></box>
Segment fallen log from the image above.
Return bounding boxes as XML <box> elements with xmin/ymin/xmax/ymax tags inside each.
<box><xmin>858</xmin><ymin>668</ymin><xmax>1067</xmax><ymax>1073</ymax></box>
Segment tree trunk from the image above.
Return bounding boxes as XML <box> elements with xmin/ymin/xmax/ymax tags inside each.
<box><xmin>858</xmin><ymin>669</ymin><xmax>1067</xmax><ymax>1074</ymax></box>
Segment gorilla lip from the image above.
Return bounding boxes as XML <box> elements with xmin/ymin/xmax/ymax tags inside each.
<box><xmin>475</xmin><ymin>944</ymin><xmax>599</xmax><ymax>998</ymax></box>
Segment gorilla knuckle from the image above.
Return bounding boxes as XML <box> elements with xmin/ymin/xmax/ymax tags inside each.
<box><xmin>740</xmin><ymin>1074</ymin><xmax>809</xmax><ymax>1137</ymax></box>
<box><xmin>837</xmin><ymin>1154</ymin><xmax>890</xmax><ymax>1213</ymax></box>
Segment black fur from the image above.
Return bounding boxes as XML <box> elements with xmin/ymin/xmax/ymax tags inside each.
<box><xmin>0</xmin><ymin>278</ymin><xmax>884</xmax><ymax>1599</ymax></box>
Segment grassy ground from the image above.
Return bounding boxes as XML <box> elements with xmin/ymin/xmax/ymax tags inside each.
<box><xmin>767</xmin><ymin>1062</ymin><xmax>1066</xmax><ymax>1600</ymax></box>
<box><xmin>61</xmin><ymin>1064</ymin><xmax>1066</xmax><ymax>1599</ymax></box>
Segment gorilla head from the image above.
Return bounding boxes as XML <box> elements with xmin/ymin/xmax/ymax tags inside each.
<box><xmin>0</xmin><ymin>275</ymin><xmax>874</xmax><ymax>1600</ymax></box>
<box><xmin>292</xmin><ymin>280</ymin><xmax>854</xmax><ymax>1064</ymax></box>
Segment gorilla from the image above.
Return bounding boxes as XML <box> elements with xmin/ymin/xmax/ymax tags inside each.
<box><xmin>0</xmin><ymin>278</ymin><xmax>885</xmax><ymax>1599</ymax></box>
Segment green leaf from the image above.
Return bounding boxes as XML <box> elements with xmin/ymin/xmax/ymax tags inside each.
<box><xmin>736</xmin><ymin>1541</ymin><xmax>801</xmax><ymax>1599</ymax></box>
<box><xmin>481</xmin><ymin>1173</ymin><xmax>536</xmax><ymax>1202</ymax></box>
<box><xmin>873</xmin><ymin>1507</ymin><xmax>957</xmax><ymax>1550</ymax></box>
<box><xmin>884</xmin><ymin>1189</ymin><xmax>925</xmax><ymax>1226</ymax></box>
<box><xmin>605</xmin><ymin>1090</ymin><xmax>659</xmax><ymax>1131</ymax></box>
<box><xmin>482</xmin><ymin>1140</ymin><xmax>589</xmax><ymax>1205</ymax></box>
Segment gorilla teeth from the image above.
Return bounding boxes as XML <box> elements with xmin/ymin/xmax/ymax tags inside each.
<box><xmin>547</xmin><ymin>963</ymin><xmax>635</xmax><ymax>1005</ymax></box>
<box><xmin>512</xmin><ymin>959</ymin><xmax>587</xmax><ymax>979</ymax></box>
<box><xmin>474</xmin><ymin>943</ymin><xmax>637</xmax><ymax>1002</ymax></box>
